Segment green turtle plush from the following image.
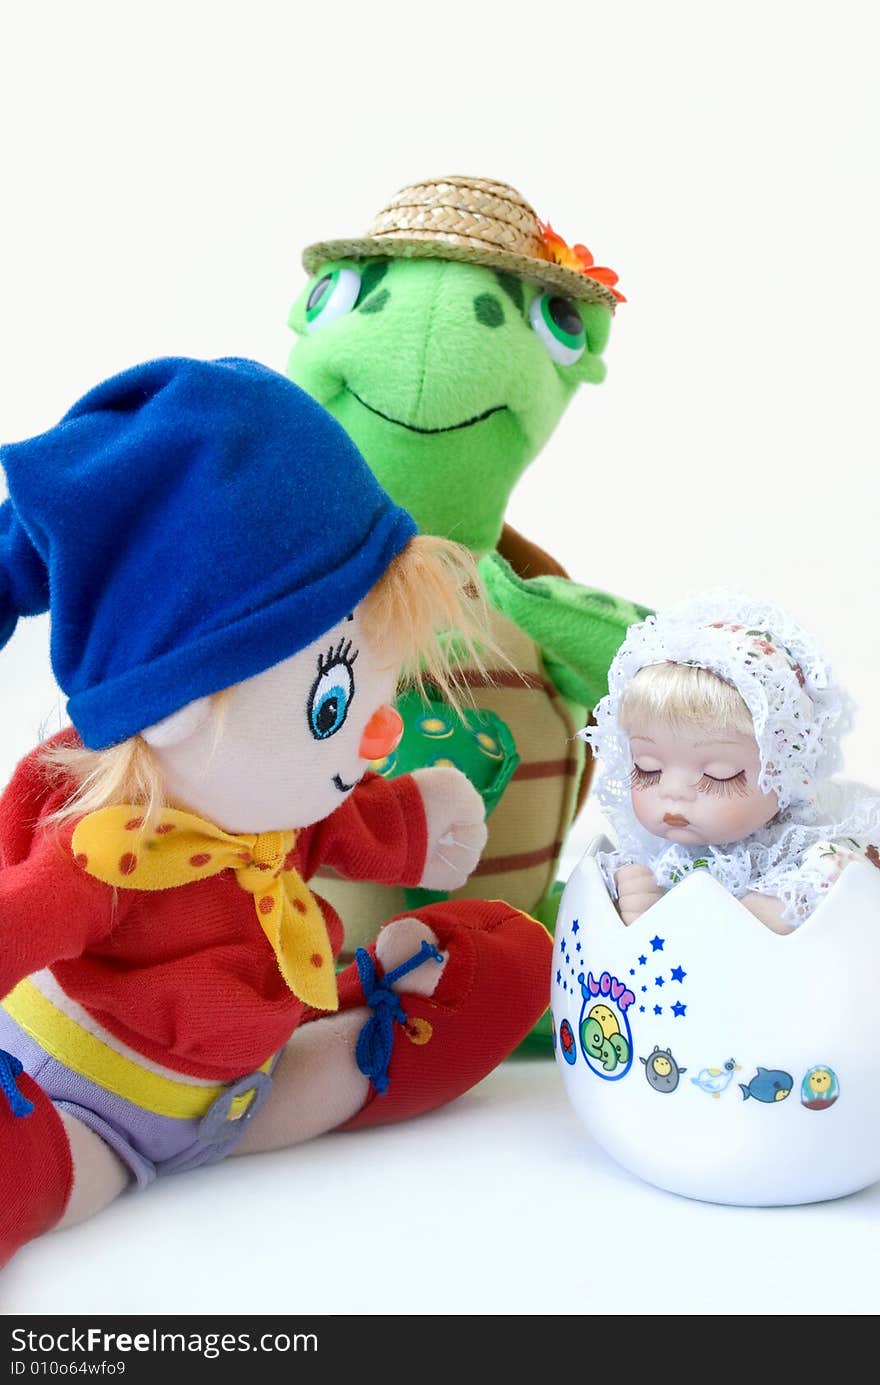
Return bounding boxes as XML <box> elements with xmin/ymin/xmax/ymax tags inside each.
<box><xmin>286</xmin><ymin>176</ymin><xmax>648</xmax><ymax>1017</ymax></box>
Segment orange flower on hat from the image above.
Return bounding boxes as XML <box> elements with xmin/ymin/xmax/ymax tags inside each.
<box><xmin>537</xmin><ymin>220</ymin><xmax>626</xmax><ymax>302</ymax></box>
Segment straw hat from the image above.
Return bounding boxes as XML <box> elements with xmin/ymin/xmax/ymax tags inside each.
<box><xmin>302</xmin><ymin>175</ymin><xmax>624</xmax><ymax>310</ymax></box>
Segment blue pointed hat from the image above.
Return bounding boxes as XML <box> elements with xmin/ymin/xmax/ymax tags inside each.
<box><xmin>0</xmin><ymin>357</ymin><xmax>417</xmax><ymax>748</ymax></box>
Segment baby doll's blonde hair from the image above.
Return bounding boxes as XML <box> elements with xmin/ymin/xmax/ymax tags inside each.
<box><xmin>42</xmin><ymin>534</ymin><xmax>494</xmax><ymax>827</ymax></box>
<box><xmin>618</xmin><ymin>662</ymin><xmax>754</xmax><ymax>738</ymax></box>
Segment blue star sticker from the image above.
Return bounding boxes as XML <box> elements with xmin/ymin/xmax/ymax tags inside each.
<box><xmin>629</xmin><ymin>968</ymin><xmax>635</xmax><ymax>976</ymax></box>
<box><xmin>650</xmin><ymin>935</ymin><xmax>665</xmax><ymax>952</ymax></box>
<box><xmin>638</xmin><ymin>955</ymin><xmax>647</xmax><ymax>966</ymax></box>
<box><xmin>576</xmin><ymin>942</ymin><xmax>582</xmax><ymax>952</ymax></box>
<box><xmin>641</xmin><ymin>985</ymin><xmax>647</xmax><ymax>993</ymax></box>
<box><xmin>639</xmin><ymin>1005</ymin><xmax>645</xmax><ymax>1013</ymax></box>
<box><xmin>671</xmin><ymin>1001</ymin><xmax>687</xmax><ymax>1018</ymax></box>
<box><xmin>653</xmin><ymin>1004</ymin><xmax>663</xmax><ymax>1015</ymax></box>
<box><xmin>655</xmin><ymin>976</ymin><xmax>665</xmax><ymax>988</ymax></box>
<box><xmin>559</xmin><ymin>938</ymin><xmax>566</xmax><ymax>952</ymax></box>
<box><xmin>556</xmin><ymin>970</ymin><xmax>561</xmax><ymax>984</ymax></box>
<box><xmin>571</xmin><ymin>921</ymin><xmax>580</xmax><ymax>934</ymax></box>
<box><xmin>671</xmin><ymin>965</ymin><xmax>687</xmax><ymax>983</ymax></box>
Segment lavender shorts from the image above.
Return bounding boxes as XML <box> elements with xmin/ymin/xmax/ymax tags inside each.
<box><xmin>0</xmin><ymin>1006</ymin><xmax>276</xmax><ymax>1189</ymax></box>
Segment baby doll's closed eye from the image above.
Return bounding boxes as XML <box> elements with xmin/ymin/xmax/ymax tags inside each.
<box><xmin>630</xmin><ymin>764</ymin><xmax>749</xmax><ymax>797</ymax></box>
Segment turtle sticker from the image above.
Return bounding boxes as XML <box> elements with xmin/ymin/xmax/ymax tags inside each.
<box><xmin>801</xmin><ymin>1065</ymin><xmax>840</xmax><ymax>1111</ymax></box>
<box><xmin>578</xmin><ymin>971</ymin><xmax>635</xmax><ymax>1081</ymax></box>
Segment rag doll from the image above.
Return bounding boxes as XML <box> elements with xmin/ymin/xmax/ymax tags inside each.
<box><xmin>582</xmin><ymin>592</ymin><xmax>880</xmax><ymax>932</ymax></box>
<box><xmin>0</xmin><ymin>357</ymin><xmax>551</xmax><ymax>1267</ymax></box>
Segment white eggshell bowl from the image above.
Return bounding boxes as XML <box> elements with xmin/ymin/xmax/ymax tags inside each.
<box><xmin>551</xmin><ymin>836</ymin><xmax>880</xmax><ymax>1206</ymax></box>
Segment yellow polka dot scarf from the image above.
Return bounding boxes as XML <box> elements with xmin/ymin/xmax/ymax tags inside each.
<box><xmin>71</xmin><ymin>806</ymin><xmax>338</xmax><ymax>1011</ymax></box>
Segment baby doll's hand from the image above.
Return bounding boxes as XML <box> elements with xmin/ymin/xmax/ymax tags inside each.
<box><xmin>615</xmin><ymin>864</ymin><xmax>665</xmax><ymax>925</ymax></box>
<box><xmin>411</xmin><ymin>767</ymin><xmax>487</xmax><ymax>892</ymax></box>
<box><xmin>741</xmin><ymin>892</ymin><xmax>794</xmax><ymax>934</ymax></box>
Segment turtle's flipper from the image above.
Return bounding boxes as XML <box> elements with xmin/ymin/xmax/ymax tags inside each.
<box><xmin>478</xmin><ymin>550</ymin><xmax>651</xmax><ymax>710</ymax></box>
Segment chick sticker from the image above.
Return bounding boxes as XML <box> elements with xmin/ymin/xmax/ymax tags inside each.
<box><xmin>578</xmin><ymin>971</ymin><xmax>635</xmax><ymax>1081</ymax></box>
<box><xmin>801</xmin><ymin>1065</ymin><xmax>840</xmax><ymax>1111</ymax></box>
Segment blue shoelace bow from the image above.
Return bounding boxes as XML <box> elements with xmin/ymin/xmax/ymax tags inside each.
<box><xmin>354</xmin><ymin>939</ymin><xmax>443</xmax><ymax>1094</ymax></box>
<box><xmin>0</xmin><ymin>1048</ymin><xmax>35</xmax><ymax>1118</ymax></box>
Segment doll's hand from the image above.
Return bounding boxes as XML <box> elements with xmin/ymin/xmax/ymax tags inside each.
<box><xmin>411</xmin><ymin>767</ymin><xmax>487</xmax><ymax>892</ymax></box>
<box><xmin>741</xmin><ymin>892</ymin><xmax>794</xmax><ymax>934</ymax></box>
<box><xmin>615</xmin><ymin>864</ymin><xmax>665</xmax><ymax>925</ymax></box>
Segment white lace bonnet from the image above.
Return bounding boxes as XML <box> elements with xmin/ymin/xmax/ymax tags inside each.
<box><xmin>583</xmin><ymin>591</ymin><xmax>853</xmax><ymax>843</ymax></box>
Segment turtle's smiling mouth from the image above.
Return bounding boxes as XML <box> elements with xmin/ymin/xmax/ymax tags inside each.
<box><xmin>333</xmin><ymin>774</ymin><xmax>356</xmax><ymax>793</ymax></box>
<box><xmin>345</xmin><ymin>386</ymin><xmax>507</xmax><ymax>435</ymax></box>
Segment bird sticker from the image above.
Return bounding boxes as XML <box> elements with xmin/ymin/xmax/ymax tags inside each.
<box><xmin>739</xmin><ymin>1067</ymin><xmax>793</xmax><ymax>1103</ymax></box>
<box><xmin>640</xmin><ymin>1046</ymin><xmax>686</xmax><ymax>1093</ymax></box>
<box><xmin>691</xmin><ymin>1058</ymin><xmax>741</xmax><ymax>1098</ymax></box>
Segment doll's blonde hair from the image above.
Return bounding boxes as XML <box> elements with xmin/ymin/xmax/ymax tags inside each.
<box><xmin>361</xmin><ymin>533</ymin><xmax>490</xmax><ymax>703</ymax></box>
<box><xmin>618</xmin><ymin>662</ymin><xmax>755</xmax><ymax>739</ymax></box>
<box><xmin>42</xmin><ymin>535</ymin><xmax>494</xmax><ymax>827</ymax></box>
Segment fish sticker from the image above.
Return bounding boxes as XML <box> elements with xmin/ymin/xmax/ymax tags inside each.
<box><xmin>739</xmin><ymin>1067</ymin><xmax>793</xmax><ymax>1104</ymax></box>
<box><xmin>640</xmin><ymin>1046</ymin><xmax>686</xmax><ymax>1093</ymax></box>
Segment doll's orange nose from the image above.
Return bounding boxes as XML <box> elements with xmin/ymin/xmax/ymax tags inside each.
<box><xmin>359</xmin><ymin>705</ymin><xmax>404</xmax><ymax>761</ymax></box>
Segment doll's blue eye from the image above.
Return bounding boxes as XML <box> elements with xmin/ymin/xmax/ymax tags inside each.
<box><xmin>308</xmin><ymin>648</ymin><xmax>357</xmax><ymax>740</ymax></box>
<box><xmin>305</xmin><ymin>267</ymin><xmax>361</xmax><ymax>332</ymax></box>
<box><xmin>529</xmin><ymin>293</ymin><xmax>587</xmax><ymax>364</ymax></box>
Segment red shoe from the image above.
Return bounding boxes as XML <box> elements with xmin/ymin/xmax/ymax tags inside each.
<box><xmin>337</xmin><ymin>900</ymin><xmax>552</xmax><ymax>1130</ymax></box>
<box><xmin>0</xmin><ymin>1050</ymin><xmax>73</xmax><ymax>1267</ymax></box>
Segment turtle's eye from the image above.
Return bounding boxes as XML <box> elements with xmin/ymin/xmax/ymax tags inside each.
<box><xmin>529</xmin><ymin>293</ymin><xmax>587</xmax><ymax>364</ymax></box>
<box><xmin>305</xmin><ymin>267</ymin><xmax>361</xmax><ymax>332</ymax></box>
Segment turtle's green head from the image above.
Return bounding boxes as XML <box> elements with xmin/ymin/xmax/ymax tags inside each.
<box><xmin>287</xmin><ymin>256</ymin><xmax>612</xmax><ymax>554</ymax></box>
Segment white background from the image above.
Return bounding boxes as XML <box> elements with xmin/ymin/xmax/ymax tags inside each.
<box><xmin>1</xmin><ymin>0</ymin><xmax>879</xmax><ymax>1315</ymax></box>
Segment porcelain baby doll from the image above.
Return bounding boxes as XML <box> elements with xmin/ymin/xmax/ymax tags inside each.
<box><xmin>582</xmin><ymin>592</ymin><xmax>880</xmax><ymax>933</ymax></box>
<box><xmin>0</xmin><ymin>357</ymin><xmax>551</xmax><ymax>1267</ymax></box>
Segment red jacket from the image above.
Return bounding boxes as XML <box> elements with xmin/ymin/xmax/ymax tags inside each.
<box><xmin>0</xmin><ymin>735</ymin><xmax>428</xmax><ymax>1081</ymax></box>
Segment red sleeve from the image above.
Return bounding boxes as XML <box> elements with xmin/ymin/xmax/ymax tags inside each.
<box><xmin>299</xmin><ymin>773</ymin><xmax>428</xmax><ymax>888</ymax></box>
<box><xmin>0</xmin><ymin>740</ymin><xmax>123</xmax><ymax>1000</ymax></box>
<box><xmin>0</xmin><ymin>825</ymin><xmax>123</xmax><ymax>1000</ymax></box>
